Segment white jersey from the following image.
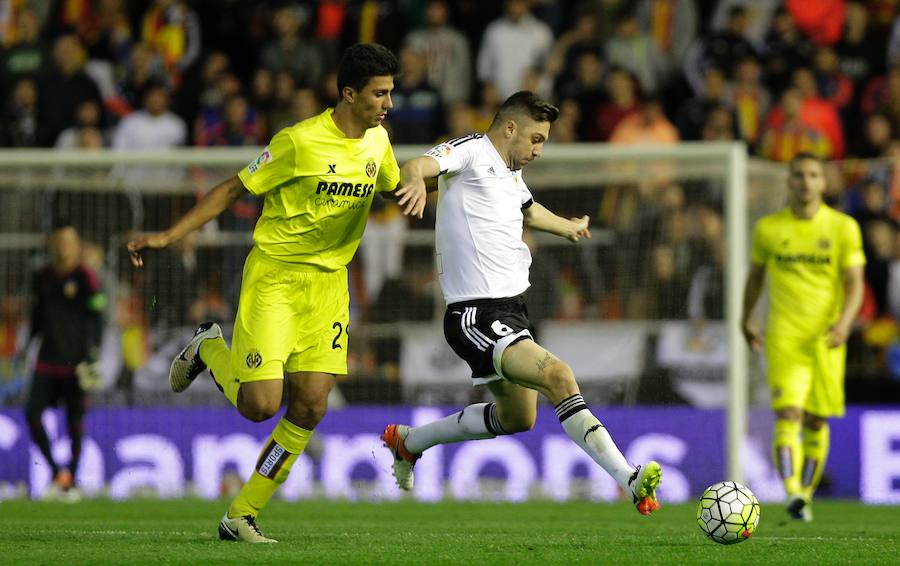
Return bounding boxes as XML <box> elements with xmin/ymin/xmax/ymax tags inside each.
<box><xmin>425</xmin><ymin>134</ymin><xmax>534</xmax><ymax>304</ymax></box>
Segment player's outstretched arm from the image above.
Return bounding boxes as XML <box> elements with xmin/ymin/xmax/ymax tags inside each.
<box><xmin>389</xmin><ymin>156</ymin><xmax>441</xmax><ymax>219</ymax></box>
<box><xmin>127</xmin><ymin>175</ymin><xmax>249</xmax><ymax>267</ymax></box>
<box><xmin>741</xmin><ymin>263</ymin><xmax>766</xmax><ymax>352</ymax></box>
<box><xmin>523</xmin><ymin>202</ymin><xmax>591</xmax><ymax>242</ymax></box>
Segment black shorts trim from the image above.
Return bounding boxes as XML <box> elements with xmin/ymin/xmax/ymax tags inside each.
<box><xmin>443</xmin><ymin>295</ymin><xmax>535</xmax><ymax>381</ymax></box>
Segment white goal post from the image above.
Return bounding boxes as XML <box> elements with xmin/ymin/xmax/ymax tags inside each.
<box><xmin>0</xmin><ymin>142</ymin><xmax>752</xmax><ymax>483</ymax></box>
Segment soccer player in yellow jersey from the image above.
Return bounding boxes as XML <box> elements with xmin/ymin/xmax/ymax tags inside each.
<box><xmin>126</xmin><ymin>43</ymin><xmax>426</xmax><ymax>542</ymax></box>
<box><xmin>742</xmin><ymin>152</ymin><xmax>865</xmax><ymax>522</ymax></box>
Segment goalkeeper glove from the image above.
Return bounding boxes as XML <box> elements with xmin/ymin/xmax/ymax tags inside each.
<box><xmin>76</xmin><ymin>360</ymin><xmax>103</xmax><ymax>391</ymax></box>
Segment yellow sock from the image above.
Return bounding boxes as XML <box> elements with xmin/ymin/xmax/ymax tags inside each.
<box><xmin>801</xmin><ymin>423</ymin><xmax>830</xmax><ymax>500</ymax></box>
<box><xmin>200</xmin><ymin>337</ymin><xmax>239</xmax><ymax>407</ymax></box>
<box><xmin>773</xmin><ymin>418</ymin><xmax>802</xmax><ymax>498</ymax></box>
<box><xmin>228</xmin><ymin>417</ymin><xmax>312</xmax><ymax>518</ymax></box>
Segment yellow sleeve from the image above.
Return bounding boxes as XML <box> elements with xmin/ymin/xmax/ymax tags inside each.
<box><xmin>238</xmin><ymin>129</ymin><xmax>297</xmax><ymax>195</ymax></box>
<box><xmin>841</xmin><ymin>216</ymin><xmax>866</xmax><ymax>268</ymax></box>
<box><xmin>376</xmin><ymin>141</ymin><xmax>400</xmax><ymax>193</ymax></box>
<box><xmin>750</xmin><ymin>219</ymin><xmax>768</xmax><ymax>265</ymax></box>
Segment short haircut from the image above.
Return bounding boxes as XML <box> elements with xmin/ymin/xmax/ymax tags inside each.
<box><xmin>336</xmin><ymin>43</ymin><xmax>400</xmax><ymax>94</ymax></box>
<box><xmin>490</xmin><ymin>91</ymin><xmax>559</xmax><ymax>129</ymax></box>
<box><xmin>50</xmin><ymin>216</ymin><xmax>75</xmax><ymax>234</ymax></box>
<box><xmin>789</xmin><ymin>151</ymin><xmax>825</xmax><ymax>171</ymax></box>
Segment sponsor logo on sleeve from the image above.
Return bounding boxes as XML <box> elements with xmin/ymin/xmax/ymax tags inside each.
<box><xmin>425</xmin><ymin>143</ymin><xmax>453</xmax><ymax>159</ymax></box>
<box><xmin>247</xmin><ymin>147</ymin><xmax>272</xmax><ymax>174</ymax></box>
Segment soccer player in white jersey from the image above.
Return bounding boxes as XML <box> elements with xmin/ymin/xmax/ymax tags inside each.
<box><xmin>382</xmin><ymin>91</ymin><xmax>662</xmax><ymax>515</ymax></box>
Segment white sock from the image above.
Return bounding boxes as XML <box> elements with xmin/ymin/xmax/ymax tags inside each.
<box><xmin>556</xmin><ymin>394</ymin><xmax>634</xmax><ymax>490</ymax></box>
<box><xmin>404</xmin><ymin>403</ymin><xmax>502</xmax><ymax>454</ymax></box>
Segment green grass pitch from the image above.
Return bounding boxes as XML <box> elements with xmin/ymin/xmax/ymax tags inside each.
<box><xmin>2</xmin><ymin>499</ymin><xmax>898</xmax><ymax>564</ymax></box>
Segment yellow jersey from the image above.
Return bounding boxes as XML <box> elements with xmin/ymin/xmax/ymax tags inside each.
<box><xmin>751</xmin><ymin>205</ymin><xmax>865</xmax><ymax>338</ymax></box>
<box><xmin>237</xmin><ymin>109</ymin><xmax>400</xmax><ymax>270</ymax></box>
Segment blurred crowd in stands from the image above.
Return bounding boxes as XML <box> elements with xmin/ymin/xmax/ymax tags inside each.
<box><xmin>2</xmin><ymin>0</ymin><xmax>900</xmax><ymax>403</ymax></box>
<box><xmin>1</xmin><ymin>0</ymin><xmax>899</xmax><ymax>157</ymax></box>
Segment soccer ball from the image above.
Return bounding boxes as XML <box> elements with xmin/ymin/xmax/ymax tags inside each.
<box><xmin>696</xmin><ymin>481</ymin><xmax>760</xmax><ymax>544</ymax></box>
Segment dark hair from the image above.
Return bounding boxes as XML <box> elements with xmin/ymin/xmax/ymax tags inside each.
<box><xmin>336</xmin><ymin>43</ymin><xmax>400</xmax><ymax>95</ymax></box>
<box><xmin>50</xmin><ymin>216</ymin><xmax>75</xmax><ymax>233</ymax></box>
<box><xmin>491</xmin><ymin>91</ymin><xmax>559</xmax><ymax>129</ymax></box>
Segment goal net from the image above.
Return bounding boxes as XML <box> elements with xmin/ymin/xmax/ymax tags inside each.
<box><xmin>0</xmin><ymin>143</ymin><xmax>801</xmax><ymax>484</ymax></box>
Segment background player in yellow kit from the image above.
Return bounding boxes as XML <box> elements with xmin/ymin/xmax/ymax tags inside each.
<box><xmin>742</xmin><ymin>152</ymin><xmax>865</xmax><ymax>521</ymax></box>
<box><xmin>126</xmin><ymin>43</ymin><xmax>426</xmax><ymax>542</ymax></box>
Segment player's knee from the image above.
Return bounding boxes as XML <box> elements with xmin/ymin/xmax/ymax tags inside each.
<box><xmin>544</xmin><ymin>362</ymin><xmax>577</xmax><ymax>399</ymax></box>
<box><xmin>239</xmin><ymin>398</ymin><xmax>280</xmax><ymax>423</ymax></box>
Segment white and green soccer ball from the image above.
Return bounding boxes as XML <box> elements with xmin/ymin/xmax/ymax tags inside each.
<box><xmin>696</xmin><ymin>481</ymin><xmax>760</xmax><ymax>544</ymax></box>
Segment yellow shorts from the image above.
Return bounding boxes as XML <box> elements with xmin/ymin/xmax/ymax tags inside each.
<box><xmin>231</xmin><ymin>247</ymin><xmax>350</xmax><ymax>383</ymax></box>
<box><xmin>765</xmin><ymin>334</ymin><xmax>846</xmax><ymax>417</ymax></box>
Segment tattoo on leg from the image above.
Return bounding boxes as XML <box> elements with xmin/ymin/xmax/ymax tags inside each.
<box><xmin>536</xmin><ymin>352</ymin><xmax>557</xmax><ymax>377</ymax></box>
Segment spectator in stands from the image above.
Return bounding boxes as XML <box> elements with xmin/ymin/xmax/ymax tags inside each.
<box><xmin>700</xmin><ymin>105</ymin><xmax>737</xmax><ymax>141</ymax></box>
<box><xmin>610</xmin><ymin>96</ymin><xmax>679</xmax><ymax>145</ymax></box>
<box><xmin>636</xmin><ymin>0</ymin><xmax>698</xmax><ymax>70</ymax></box>
<box><xmin>145</xmin><ymin>231</ymin><xmax>200</xmax><ymax>327</ymax></box>
<box><xmin>862</xmin><ymin>218</ymin><xmax>895</xmax><ymax>318</ymax></box>
<box><xmin>651</xmin><ymin>244</ymin><xmax>690</xmax><ymax>319</ymax></box>
<box><xmin>55</xmin><ymin>100</ymin><xmax>106</xmax><ymax>149</ymax></box>
<box><xmin>688</xmin><ymin>239</ymin><xmax>725</xmax><ymax>321</ymax></box>
<box><xmin>192</xmin><ymin>51</ymin><xmax>230</xmax><ymax>111</ymax></box>
<box><xmin>84</xmin><ymin>0</ymin><xmax>133</xmax><ymax>72</ymax></box>
<box><xmin>791</xmin><ymin>67</ymin><xmax>846</xmax><ymax>159</ymax></box>
<box><xmin>267</xmin><ymin>70</ymin><xmax>299</xmax><ymax>135</ymax></box>
<box><xmin>195</xmin><ymin>94</ymin><xmax>264</xmax><ymax>147</ymax></box>
<box><xmin>725</xmin><ymin>56</ymin><xmax>771</xmax><ymax>149</ymax></box>
<box><xmin>471</xmin><ymin>81</ymin><xmax>502</xmax><ymax>133</ymax></box>
<box><xmin>290</xmin><ymin>88</ymin><xmax>322</xmax><ymax>124</ymax></box>
<box><xmin>710</xmin><ymin>0</ymin><xmax>779</xmax><ymax>45</ymax></box>
<box><xmin>37</xmin><ymin>34</ymin><xmax>103</xmax><ymax>147</ymax></box>
<box><xmin>112</xmin><ymin>83</ymin><xmax>186</xmax><ymax>150</ymax></box>
<box><xmin>605</xmin><ymin>8</ymin><xmax>669</xmax><ymax>95</ymax></box>
<box><xmin>339</xmin><ymin>0</ymin><xmax>408</xmax><ymax>54</ymax></box>
<box><xmin>786</xmin><ymin>0</ymin><xmax>845</xmax><ymax>47</ymax></box>
<box><xmin>813</xmin><ymin>47</ymin><xmax>854</xmax><ymax>116</ymax></box>
<box><xmin>439</xmin><ymin>102</ymin><xmax>477</xmax><ymax>142</ymax></box>
<box><xmin>140</xmin><ymin>0</ymin><xmax>202</xmax><ymax>88</ymax></box>
<box><xmin>118</xmin><ymin>42</ymin><xmax>169</xmax><ymax>113</ymax></box>
<box><xmin>886</xmin><ymin>227</ymin><xmax>900</xmax><ymax>320</ymax></box>
<box><xmin>0</xmin><ymin>7</ymin><xmax>49</xmax><ymax>101</ymax></box>
<box><xmin>75</xmin><ymin>127</ymin><xmax>106</xmax><ymax>149</ymax></box>
<box><xmin>361</xmin><ymin>202</ymin><xmax>409</xmax><ymax>307</ymax></box>
<box><xmin>676</xmin><ymin>66</ymin><xmax>728</xmax><ymax>141</ymax></box>
<box><xmin>557</xmin><ymin>52</ymin><xmax>605</xmax><ymax>141</ymax></box>
<box><xmin>687</xmin><ymin>205</ymin><xmax>726</xmax><ymax>321</ymax></box>
<box><xmin>544</xmin><ymin>10</ymin><xmax>604</xmax><ymax>92</ymax></box>
<box><xmin>762</xmin><ymin>5</ymin><xmax>814</xmax><ymax>95</ymax></box>
<box><xmin>386</xmin><ymin>46</ymin><xmax>444</xmax><ymax>144</ymax></box>
<box><xmin>550</xmin><ymin>98</ymin><xmax>581</xmax><ymax>143</ymax></box>
<box><xmin>260</xmin><ymin>4</ymin><xmax>324</xmax><ymax>89</ymax></box>
<box><xmin>251</xmin><ymin>68</ymin><xmax>275</xmax><ymax>121</ymax></box>
<box><xmin>593</xmin><ymin>66</ymin><xmax>640</xmax><ymax>142</ymax></box>
<box><xmin>405</xmin><ymin>0</ymin><xmax>472</xmax><ymax>105</ymax></box>
<box><xmin>836</xmin><ymin>2</ymin><xmax>884</xmax><ymax>100</ymax></box>
<box><xmin>477</xmin><ymin>0</ymin><xmax>553</xmax><ymax>98</ymax></box>
<box><xmin>684</xmin><ymin>4</ymin><xmax>759</xmax><ymax>92</ymax></box>
<box><xmin>0</xmin><ymin>78</ymin><xmax>39</xmax><ymax>147</ymax></box>
<box><xmin>857</xmin><ymin>113</ymin><xmax>894</xmax><ymax>159</ymax></box>
<box><xmin>758</xmin><ymin>88</ymin><xmax>831</xmax><ymax>162</ymax></box>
